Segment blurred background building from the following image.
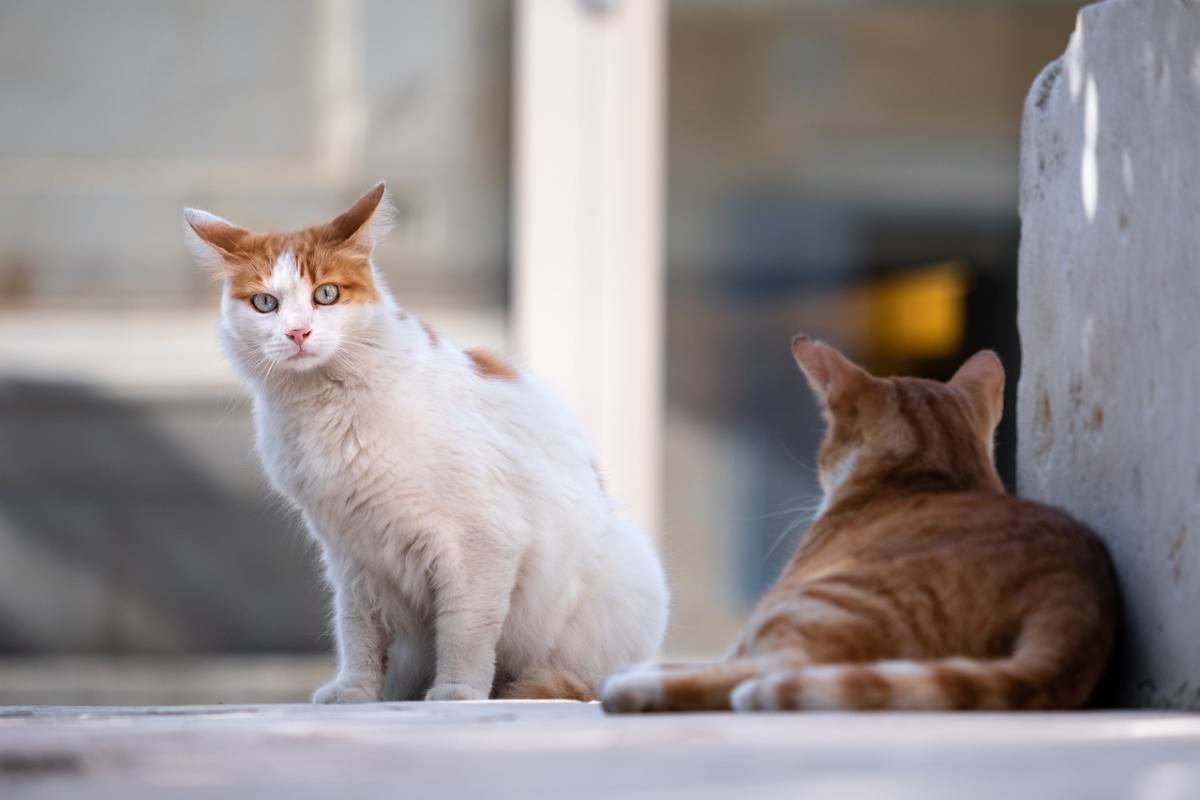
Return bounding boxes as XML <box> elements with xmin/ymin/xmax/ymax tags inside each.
<box><xmin>0</xmin><ymin>0</ymin><xmax>1081</xmax><ymax>703</ymax></box>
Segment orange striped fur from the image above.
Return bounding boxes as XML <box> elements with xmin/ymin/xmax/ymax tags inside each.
<box><xmin>601</xmin><ymin>336</ymin><xmax>1117</xmax><ymax>713</ymax></box>
<box><xmin>498</xmin><ymin>668</ymin><xmax>595</xmax><ymax>702</ymax></box>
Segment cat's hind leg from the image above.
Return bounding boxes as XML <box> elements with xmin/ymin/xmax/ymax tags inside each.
<box><xmin>497</xmin><ymin>667</ymin><xmax>594</xmax><ymax>701</ymax></box>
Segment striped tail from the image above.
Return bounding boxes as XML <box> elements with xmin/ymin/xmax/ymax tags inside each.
<box><xmin>732</xmin><ymin>615</ymin><xmax>1109</xmax><ymax>711</ymax></box>
<box><xmin>602</xmin><ymin>639</ymin><xmax>1104</xmax><ymax>713</ymax></box>
<box><xmin>730</xmin><ymin>656</ymin><xmax>1066</xmax><ymax>711</ymax></box>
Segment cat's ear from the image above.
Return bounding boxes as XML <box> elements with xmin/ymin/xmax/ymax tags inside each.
<box><xmin>950</xmin><ymin>350</ymin><xmax>1005</xmax><ymax>428</ymax></box>
<box><xmin>323</xmin><ymin>182</ymin><xmax>394</xmax><ymax>253</ymax></box>
<box><xmin>791</xmin><ymin>335</ymin><xmax>870</xmax><ymax>406</ymax></box>
<box><xmin>183</xmin><ymin>208</ymin><xmax>251</xmax><ymax>274</ymax></box>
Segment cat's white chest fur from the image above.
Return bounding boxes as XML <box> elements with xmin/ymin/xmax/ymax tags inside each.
<box><xmin>255</xmin><ymin>378</ymin><xmax>443</xmax><ymax>611</ymax></box>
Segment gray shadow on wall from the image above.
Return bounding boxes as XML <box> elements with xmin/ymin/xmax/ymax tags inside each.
<box><xmin>0</xmin><ymin>380</ymin><xmax>327</xmax><ymax>654</ymax></box>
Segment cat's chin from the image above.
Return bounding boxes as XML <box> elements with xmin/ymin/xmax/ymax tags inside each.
<box><xmin>270</xmin><ymin>350</ymin><xmax>332</xmax><ymax>373</ymax></box>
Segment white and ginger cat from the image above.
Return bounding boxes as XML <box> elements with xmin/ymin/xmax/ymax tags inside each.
<box><xmin>184</xmin><ymin>184</ymin><xmax>668</xmax><ymax>702</ymax></box>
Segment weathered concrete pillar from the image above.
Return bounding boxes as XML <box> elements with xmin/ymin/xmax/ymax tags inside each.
<box><xmin>1018</xmin><ymin>0</ymin><xmax>1200</xmax><ymax>708</ymax></box>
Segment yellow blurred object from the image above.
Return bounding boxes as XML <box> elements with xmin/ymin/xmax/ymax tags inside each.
<box><xmin>863</xmin><ymin>262</ymin><xmax>967</xmax><ymax>361</ymax></box>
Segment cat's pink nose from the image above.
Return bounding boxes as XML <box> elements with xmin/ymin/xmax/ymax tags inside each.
<box><xmin>287</xmin><ymin>327</ymin><xmax>311</xmax><ymax>346</ymax></box>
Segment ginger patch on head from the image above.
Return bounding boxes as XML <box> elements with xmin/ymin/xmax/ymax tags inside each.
<box><xmin>186</xmin><ymin>182</ymin><xmax>389</xmax><ymax>307</ymax></box>
<box><xmin>293</xmin><ymin>239</ymin><xmax>379</xmax><ymax>305</ymax></box>
<box><xmin>466</xmin><ymin>348</ymin><xmax>517</xmax><ymax>381</ymax></box>
<box><xmin>222</xmin><ymin>230</ymin><xmax>378</xmax><ymax>305</ymax></box>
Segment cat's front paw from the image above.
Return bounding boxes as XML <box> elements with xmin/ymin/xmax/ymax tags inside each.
<box><xmin>425</xmin><ymin>683</ymin><xmax>488</xmax><ymax>702</ymax></box>
<box><xmin>312</xmin><ymin>680</ymin><xmax>380</xmax><ymax>704</ymax></box>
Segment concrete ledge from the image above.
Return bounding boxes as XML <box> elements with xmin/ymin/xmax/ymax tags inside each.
<box><xmin>0</xmin><ymin>656</ymin><xmax>333</xmax><ymax>707</ymax></box>
<box><xmin>3</xmin><ymin>702</ymin><xmax>1200</xmax><ymax>798</ymax></box>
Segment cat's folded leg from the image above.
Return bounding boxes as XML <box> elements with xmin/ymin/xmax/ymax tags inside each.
<box><xmin>313</xmin><ymin>577</ymin><xmax>388</xmax><ymax>704</ymax></box>
<box><xmin>425</xmin><ymin>551</ymin><xmax>517</xmax><ymax>702</ymax></box>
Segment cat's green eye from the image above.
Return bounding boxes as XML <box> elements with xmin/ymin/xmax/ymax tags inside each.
<box><xmin>251</xmin><ymin>293</ymin><xmax>278</xmax><ymax>313</ymax></box>
<box><xmin>313</xmin><ymin>283</ymin><xmax>340</xmax><ymax>306</ymax></box>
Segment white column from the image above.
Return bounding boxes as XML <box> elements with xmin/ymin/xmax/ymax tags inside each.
<box><xmin>512</xmin><ymin>0</ymin><xmax>665</xmax><ymax>535</ymax></box>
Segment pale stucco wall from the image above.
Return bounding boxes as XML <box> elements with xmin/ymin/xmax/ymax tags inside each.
<box><xmin>1018</xmin><ymin>0</ymin><xmax>1200</xmax><ymax>708</ymax></box>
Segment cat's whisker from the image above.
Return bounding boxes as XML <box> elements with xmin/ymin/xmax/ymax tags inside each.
<box><xmin>738</xmin><ymin>499</ymin><xmax>820</xmax><ymax>523</ymax></box>
<box><xmin>776</xmin><ymin>438</ymin><xmax>818</xmax><ymax>475</ymax></box>
<box><xmin>764</xmin><ymin>506</ymin><xmax>819</xmax><ymax>559</ymax></box>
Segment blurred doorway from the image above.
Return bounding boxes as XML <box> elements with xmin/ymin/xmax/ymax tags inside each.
<box><xmin>660</xmin><ymin>0</ymin><xmax>1084</xmax><ymax>656</ymax></box>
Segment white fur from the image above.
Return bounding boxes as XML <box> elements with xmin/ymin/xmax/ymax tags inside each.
<box><xmin>731</xmin><ymin>661</ymin><xmax>952</xmax><ymax>712</ymax></box>
<box><xmin>183</xmin><ymin>208</ymin><xmax>236</xmax><ymax>272</ymax></box>
<box><xmin>597</xmin><ymin>663</ymin><xmax>665</xmax><ymax>712</ymax></box>
<box><xmin>729</xmin><ymin>666</ymin><xmax>842</xmax><ymax>712</ymax></box>
<box><xmin>877</xmin><ymin>660</ymin><xmax>954</xmax><ymax>709</ymax></box>
<box><xmin>790</xmin><ymin>664</ymin><xmax>846</xmax><ymax>710</ymax></box>
<box><xmin>815</xmin><ymin>449</ymin><xmax>859</xmax><ymax>518</ymax></box>
<box><xmin>729</xmin><ymin>676</ymin><xmax>764</xmax><ymax>711</ymax></box>
<box><xmin>200</xmin><ymin>216</ymin><xmax>669</xmax><ymax>702</ymax></box>
<box><xmin>730</xmin><ymin>671</ymin><xmax>788</xmax><ymax>711</ymax></box>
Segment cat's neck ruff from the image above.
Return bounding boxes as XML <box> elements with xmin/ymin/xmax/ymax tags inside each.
<box><xmin>814</xmin><ymin>449</ymin><xmax>859</xmax><ymax>519</ymax></box>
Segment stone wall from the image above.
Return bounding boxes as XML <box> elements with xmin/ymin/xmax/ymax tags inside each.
<box><xmin>1018</xmin><ymin>0</ymin><xmax>1200</xmax><ymax>708</ymax></box>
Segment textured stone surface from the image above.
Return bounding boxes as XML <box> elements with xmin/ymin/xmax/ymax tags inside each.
<box><xmin>2</xmin><ymin>702</ymin><xmax>1200</xmax><ymax>798</ymax></box>
<box><xmin>1017</xmin><ymin>0</ymin><xmax>1200</xmax><ymax>708</ymax></box>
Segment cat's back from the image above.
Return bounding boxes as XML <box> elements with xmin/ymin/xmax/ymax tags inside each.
<box><xmin>736</xmin><ymin>488</ymin><xmax>1116</xmax><ymax>671</ymax></box>
<box><xmin>764</xmin><ymin>490</ymin><xmax>1116</xmax><ymax>658</ymax></box>
<box><xmin>882</xmin><ymin>490</ymin><xmax>1108</xmax><ymax>575</ymax></box>
<box><xmin>803</xmin><ymin>490</ymin><xmax>1112</xmax><ymax>590</ymax></box>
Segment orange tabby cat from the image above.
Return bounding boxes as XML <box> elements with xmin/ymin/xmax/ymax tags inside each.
<box><xmin>601</xmin><ymin>336</ymin><xmax>1117</xmax><ymax>712</ymax></box>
